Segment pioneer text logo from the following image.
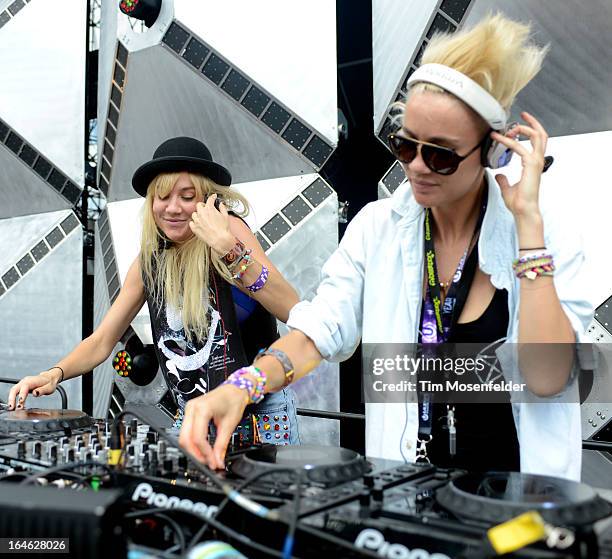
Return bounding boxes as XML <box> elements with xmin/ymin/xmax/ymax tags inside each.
<box><xmin>131</xmin><ymin>482</ymin><xmax>218</xmax><ymax>519</ymax></box>
<box><xmin>355</xmin><ymin>528</ymin><xmax>451</xmax><ymax>559</ymax></box>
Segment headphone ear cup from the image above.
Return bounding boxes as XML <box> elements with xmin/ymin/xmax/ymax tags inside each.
<box><xmin>481</xmin><ymin>130</ymin><xmax>514</xmax><ymax>169</ymax></box>
<box><xmin>480</xmin><ymin>135</ymin><xmax>494</xmax><ymax>167</ymax></box>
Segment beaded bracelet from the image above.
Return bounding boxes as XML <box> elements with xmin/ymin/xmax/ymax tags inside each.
<box><xmin>513</xmin><ymin>256</ymin><xmax>554</xmax><ymax>275</ymax></box>
<box><xmin>232</xmin><ymin>250</ymin><xmax>254</xmax><ymax>281</ymax></box>
<box><xmin>245</xmin><ymin>265</ymin><xmax>269</xmax><ymax>293</ymax></box>
<box><xmin>254</xmin><ymin>347</ymin><xmax>295</xmax><ymax>388</ymax></box>
<box><xmin>512</xmin><ymin>253</ymin><xmax>555</xmax><ymax>280</ymax></box>
<box><xmin>222</xmin><ymin>366</ymin><xmax>266</xmax><ymax>404</ymax></box>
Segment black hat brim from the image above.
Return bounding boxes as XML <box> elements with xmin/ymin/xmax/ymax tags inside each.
<box><xmin>131</xmin><ymin>156</ymin><xmax>232</xmax><ymax>197</ymax></box>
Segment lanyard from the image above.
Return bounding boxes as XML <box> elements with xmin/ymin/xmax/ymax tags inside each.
<box><xmin>416</xmin><ymin>186</ymin><xmax>488</xmax><ymax>459</ymax></box>
<box><xmin>422</xmin><ymin>185</ymin><xmax>487</xmax><ymax>343</ymax></box>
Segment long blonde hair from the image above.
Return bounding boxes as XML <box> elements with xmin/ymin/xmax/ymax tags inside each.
<box><xmin>397</xmin><ymin>13</ymin><xmax>548</xmax><ymax>120</ymax></box>
<box><xmin>140</xmin><ymin>172</ymin><xmax>250</xmax><ymax>341</ymax></box>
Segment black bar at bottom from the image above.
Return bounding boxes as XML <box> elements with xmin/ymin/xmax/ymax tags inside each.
<box><xmin>583</xmin><ymin>440</ymin><xmax>612</xmax><ymax>452</ymax></box>
<box><xmin>296</xmin><ymin>407</ymin><xmax>365</xmax><ymax>421</ymax></box>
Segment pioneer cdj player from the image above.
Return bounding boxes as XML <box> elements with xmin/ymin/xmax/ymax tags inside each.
<box><xmin>1</xmin><ymin>407</ymin><xmax>611</xmax><ymax>558</ymax></box>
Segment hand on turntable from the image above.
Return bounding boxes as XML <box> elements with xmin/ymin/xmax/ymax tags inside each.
<box><xmin>7</xmin><ymin>369</ymin><xmax>61</xmax><ymax>410</ymax></box>
<box><xmin>179</xmin><ymin>384</ymin><xmax>250</xmax><ymax>469</ymax></box>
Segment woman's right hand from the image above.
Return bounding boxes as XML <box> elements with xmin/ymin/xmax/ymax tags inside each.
<box><xmin>7</xmin><ymin>369</ymin><xmax>61</xmax><ymax>410</ymax></box>
<box><xmin>179</xmin><ymin>384</ymin><xmax>250</xmax><ymax>469</ymax></box>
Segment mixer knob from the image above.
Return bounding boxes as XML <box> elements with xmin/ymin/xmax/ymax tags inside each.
<box><xmin>372</xmin><ymin>484</ymin><xmax>384</xmax><ymax>504</ymax></box>
<box><xmin>142</xmin><ymin>452</ymin><xmax>150</xmax><ymax>471</ymax></box>
<box><xmin>17</xmin><ymin>441</ymin><xmax>26</xmax><ymax>458</ymax></box>
<box><xmin>48</xmin><ymin>444</ymin><xmax>58</xmax><ymax>463</ymax></box>
<box><xmin>359</xmin><ymin>489</ymin><xmax>371</xmax><ymax>506</ymax></box>
<box><xmin>363</xmin><ymin>474</ymin><xmax>375</xmax><ymax>488</ymax></box>
<box><xmin>163</xmin><ymin>458</ymin><xmax>174</xmax><ymax>474</ymax></box>
<box><xmin>33</xmin><ymin>441</ymin><xmax>42</xmax><ymax>459</ymax></box>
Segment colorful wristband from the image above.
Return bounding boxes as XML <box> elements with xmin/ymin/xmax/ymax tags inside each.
<box><xmin>245</xmin><ymin>265</ymin><xmax>269</xmax><ymax>293</ymax></box>
<box><xmin>512</xmin><ymin>253</ymin><xmax>555</xmax><ymax>280</ymax></box>
<box><xmin>222</xmin><ymin>366</ymin><xmax>266</xmax><ymax>404</ymax></box>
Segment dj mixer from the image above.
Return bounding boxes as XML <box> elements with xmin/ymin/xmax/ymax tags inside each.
<box><xmin>1</xmin><ymin>407</ymin><xmax>611</xmax><ymax>559</ymax></box>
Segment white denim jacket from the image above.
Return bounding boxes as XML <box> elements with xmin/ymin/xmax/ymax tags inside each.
<box><xmin>288</xmin><ymin>173</ymin><xmax>593</xmax><ymax>481</ymax></box>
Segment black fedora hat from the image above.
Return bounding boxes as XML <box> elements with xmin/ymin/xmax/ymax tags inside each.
<box><xmin>132</xmin><ymin>136</ymin><xmax>232</xmax><ymax>196</ymax></box>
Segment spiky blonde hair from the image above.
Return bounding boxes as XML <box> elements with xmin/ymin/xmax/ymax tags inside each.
<box><xmin>415</xmin><ymin>13</ymin><xmax>548</xmax><ymax>110</ymax></box>
<box><xmin>391</xmin><ymin>13</ymin><xmax>548</xmax><ymax>128</ymax></box>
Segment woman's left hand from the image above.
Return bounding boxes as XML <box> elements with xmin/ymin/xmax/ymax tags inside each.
<box><xmin>491</xmin><ymin>112</ymin><xmax>548</xmax><ymax>221</ymax></box>
<box><xmin>189</xmin><ymin>194</ymin><xmax>235</xmax><ymax>255</ymax></box>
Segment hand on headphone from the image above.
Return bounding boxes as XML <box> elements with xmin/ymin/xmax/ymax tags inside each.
<box><xmin>490</xmin><ymin>112</ymin><xmax>548</xmax><ymax>221</ymax></box>
<box><xmin>189</xmin><ymin>194</ymin><xmax>234</xmax><ymax>255</ymax></box>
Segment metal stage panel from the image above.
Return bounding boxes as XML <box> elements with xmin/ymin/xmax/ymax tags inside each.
<box><xmin>465</xmin><ymin>0</ymin><xmax>612</xmax><ymax>138</ymax></box>
<box><xmin>0</xmin><ymin>124</ymin><xmax>81</xmax><ymax>219</ymax></box>
<box><xmin>97</xmin><ymin>0</ymin><xmax>121</xmax><ymax>160</ymax></box>
<box><xmin>372</xmin><ymin>0</ymin><xmax>438</xmax><ymax>134</ymax></box>
<box><xmin>0</xmin><ymin>211</ymin><xmax>82</xmax><ymax>410</ymax></box>
<box><xmin>372</xmin><ymin>0</ymin><xmax>475</xmax><ymax>144</ymax></box>
<box><xmin>92</xmin><ymin>219</ymin><xmax>117</xmax><ymax>419</ymax></box>
<box><xmin>104</xmin><ymin>44</ymin><xmax>316</xmax><ymax>202</ymax></box>
<box><xmin>0</xmin><ymin>210</ymin><xmax>69</xmax><ymax>273</ymax></box>
<box><xmin>171</xmin><ymin>0</ymin><xmax>338</xmax><ymax>145</ymax></box>
<box><xmin>0</xmin><ymin>0</ymin><xmax>85</xmax><ymax>188</ymax></box>
<box><xmin>98</xmin><ymin>0</ymin><xmax>337</xmax><ymax>202</ymax></box>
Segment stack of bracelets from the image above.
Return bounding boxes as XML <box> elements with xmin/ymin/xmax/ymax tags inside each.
<box><xmin>221</xmin><ymin>238</ymin><xmax>269</xmax><ymax>293</ymax></box>
<box><xmin>222</xmin><ymin>348</ymin><xmax>295</xmax><ymax>402</ymax></box>
<box><xmin>512</xmin><ymin>249</ymin><xmax>555</xmax><ymax>280</ymax></box>
<box><xmin>222</xmin><ymin>365</ymin><xmax>266</xmax><ymax>404</ymax></box>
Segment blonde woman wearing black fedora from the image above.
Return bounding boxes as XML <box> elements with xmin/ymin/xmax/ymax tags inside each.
<box><xmin>8</xmin><ymin>136</ymin><xmax>302</xmax><ymax>445</ymax></box>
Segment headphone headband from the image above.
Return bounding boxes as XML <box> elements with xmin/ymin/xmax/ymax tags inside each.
<box><xmin>407</xmin><ymin>63</ymin><xmax>508</xmax><ymax>130</ymax></box>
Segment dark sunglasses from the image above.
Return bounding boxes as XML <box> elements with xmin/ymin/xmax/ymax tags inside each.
<box><xmin>388</xmin><ymin>133</ymin><xmax>484</xmax><ymax>175</ymax></box>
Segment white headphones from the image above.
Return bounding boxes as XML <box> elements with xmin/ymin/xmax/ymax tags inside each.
<box><xmin>406</xmin><ymin>63</ymin><xmax>513</xmax><ymax>169</ymax></box>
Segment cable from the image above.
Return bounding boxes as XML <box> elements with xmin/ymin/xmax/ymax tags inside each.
<box><xmin>125</xmin><ymin>510</ymin><xmax>186</xmax><ymax>556</ymax></box>
<box><xmin>215</xmin><ymin>467</ymin><xmax>299</xmax><ymax>519</ymax></box>
<box><xmin>125</xmin><ymin>507</ymin><xmax>285</xmax><ymax>559</ymax></box>
<box><xmin>19</xmin><ymin>460</ymin><xmax>113</xmax><ymax>486</ymax></box>
<box><xmin>188</xmin><ymin>467</ymin><xmax>299</xmax><ymax>550</ymax></box>
<box><xmin>283</xmin><ymin>469</ymin><xmax>303</xmax><ymax>559</ymax></box>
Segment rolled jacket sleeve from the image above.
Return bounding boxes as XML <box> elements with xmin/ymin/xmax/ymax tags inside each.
<box><xmin>287</xmin><ymin>205</ymin><xmax>374</xmax><ymax>362</ymax></box>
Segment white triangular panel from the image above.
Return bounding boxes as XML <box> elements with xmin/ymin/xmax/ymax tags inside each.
<box><xmin>372</xmin><ymin>0</ymin><xmax>438</xmax><ymax>132</ymax></box>
<box><xmin>169</xmin><ymin>0</ymin><xmax>337</xmax><ymax>144</ymax></box>
<box><xmin>0</xmin><ymin>0</ymin><xmax>85</xmax><ymax>185</ymax></box>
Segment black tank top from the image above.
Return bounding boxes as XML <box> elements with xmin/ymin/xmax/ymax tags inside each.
<box><xmin>426</xmin><ymin>287</ymin><xmax>521</xmax><ymax>472</ymax></box>
<box><xmin>144</xmin><ymin>267</ymin><xmax>279</xmax><ymax>412</ymax></box>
